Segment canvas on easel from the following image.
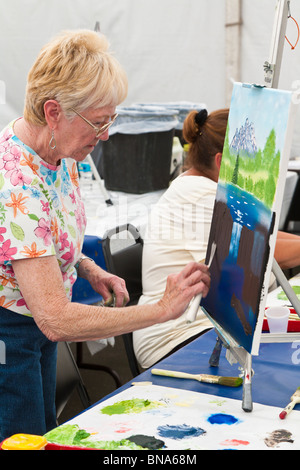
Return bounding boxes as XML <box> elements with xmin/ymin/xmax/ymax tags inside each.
<box><xmin>201</xmin><ymin>82</ymin><xmax>297</xmax><ymax>358</ymax></box>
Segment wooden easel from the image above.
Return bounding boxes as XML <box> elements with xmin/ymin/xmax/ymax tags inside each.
<box><xmin>206</xmin><ymin>0</ymin><xmax>300</xmax><ymax>413</ymax></box>
<box><xmin>262</xmin><ymin>0</ymin><xmax>300</xmax><ymax>326</ymax></box>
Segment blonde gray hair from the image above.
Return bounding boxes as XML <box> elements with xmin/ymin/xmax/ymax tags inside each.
<box><xmin>24</xmin><ymin>29</ymin><xmax>128</xmax><ymax>125</ymax></box>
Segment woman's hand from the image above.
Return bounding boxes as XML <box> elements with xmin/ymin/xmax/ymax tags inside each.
<box><xmin>90</xmin><ymin>269</ymin><xmax>130</xmax><ymax>307</ymax></box>
<box><xmin>158</xmin><ymin>261</ymin><xmax>211</xmax><ymax>323</ymax></box>
<box><xmin>76</xmin><ymin>256</ymin><xmax>129</xmax><ymax>307</ymax></box>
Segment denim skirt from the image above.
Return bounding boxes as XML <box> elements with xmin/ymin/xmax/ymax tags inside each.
<box><xmin>0</xmin><ymin>306</ymin><xmax>57</xmax><ymax>441</ymax></box>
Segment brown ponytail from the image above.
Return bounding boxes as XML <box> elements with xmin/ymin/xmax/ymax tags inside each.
<box><xmin>183</xmin><ymin>108</ymin><xmax>229</xmax><ymax>172</ymax></box>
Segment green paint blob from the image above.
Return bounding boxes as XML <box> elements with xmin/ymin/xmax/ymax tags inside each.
<box><xmin>100</xmin><ymin>398</ymin><xmax>162</xmax><ymax>415</ymax></box>
<box><xmin>45</xmin><ymin>424</ymin><xmax>144</xmax><ymax>450</ymax></box>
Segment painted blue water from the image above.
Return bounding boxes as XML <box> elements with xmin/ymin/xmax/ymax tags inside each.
<box><xmin>202</xmin><ymin>182</ymin><xmax>273</xmax><ymax>353</ymax></box>
<box><xmin>218</xmin><ymin>182</ymin><xmax>272</xmax><ymax>231</ymax></box>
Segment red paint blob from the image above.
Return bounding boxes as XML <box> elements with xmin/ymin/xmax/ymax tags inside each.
<box><xmin>221</xmin><ymin>439</ymin><xmax>250</xmax><ymax>446</ymax></box>
<box><xmin>115</xmin><ymin>426</ymin><xmax>132</xmax><ymax>433</ymax></box>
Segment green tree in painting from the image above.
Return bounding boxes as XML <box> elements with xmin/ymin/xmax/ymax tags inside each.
<box><xmin>219</xmin><ymin>123</ymin><xmax>282</xmax><ymax>208</ymax></box>
<box><xmin>254</xmin><ymin>179</ymin><xmax>265</xmax><ymax>200</ymax></box>
<box><xmin>220</xmin><ymin>126</ymin><xmax>230</xmax><ymax>181</ymax></box>
<box><xmin>265</xmin><ymin>173</ymin><xmax>276</xmax><ymax>207</ymax></box>
<box><xmin>270</xmin><ymin>150</ymin><xmax>281</xmax><ymax>180</ymax></box>
<box><xmin>223</xmin><ymin>126</ymin><xmax>230</xmax><ymax>158</ymax></box>
<box><xmin>263</xmin><ymin>129</ymin><xmax>276</xmax><ymax>166</ymax></box>
<box><xmin>232</xmin><ymin>153</ymin><xmax>239</xmax><ymax>185</ymax></box>
<box><xmin>245</xmin><ymin>176</ymin><xmax>253</xmax><ymax>193</ymax></box>
<box><xmin>254</xmin><ymin>149</ymin><xmax>262</xmax><ymax>170</ymax></box>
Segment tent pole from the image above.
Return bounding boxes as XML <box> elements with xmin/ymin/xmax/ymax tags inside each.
<box><xmin>225</xmin><ymin>0</ymin><xmax>243</xmax><ymax>106</ymax></box>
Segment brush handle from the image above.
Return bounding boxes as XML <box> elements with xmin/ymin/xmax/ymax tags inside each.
<box><xmin>186</xmin><ymin>242</ymin><xmax>216</xmax><ymax>324</ymax></box>
<box><xmin>151</xmin><ymin>368</ymin><xmax>199</xmax><ymax>381</ymax></box>
<box><xmin>151</xmin><ymin>368</ymin><xmax>219</xmax><ymax>384</ymax></box>
<box><xmin>285</xmin><ymin>399</ymin><xmax>297</xmax><ymax>415</ymax></box>
<box><xmin>151</xmin><ymin>368</ymin><xmax>242</xmax><ymax>387</ymax></box>
<box><xmin>186</xmin><ymin>294</ymin><xmax>202</xmax><ymax>324</ymax></box>
<box><xmin>279</xmin><ymin>399</ymin><xmax>297</xmax><ymax>419</ymax></box>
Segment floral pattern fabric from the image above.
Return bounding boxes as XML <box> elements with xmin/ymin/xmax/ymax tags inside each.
<box><xmin>0</xmin><ymin>120</ymin><xmax>86</xmax><ymax>315</ymax></box>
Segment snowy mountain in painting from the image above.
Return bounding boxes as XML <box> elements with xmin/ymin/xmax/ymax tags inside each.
<box><xmin>230</xmin><ymin>118</ymin><xmax>258</xmax><ymax>157</ymax></box>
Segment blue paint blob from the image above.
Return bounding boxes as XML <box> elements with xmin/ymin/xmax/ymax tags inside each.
<box><xmin>157</xmin><ymin>424</ymin><xmax>206</xmax><ymax>440</ymax></box>
<box><xmin>207</xmin><ymin>413</ymin><xmax>239</xmax><ymax>425</ymax></box>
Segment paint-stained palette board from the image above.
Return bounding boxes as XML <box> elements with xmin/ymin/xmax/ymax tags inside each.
<box><xmin>45</xmin><ymin>385</ymin><xmax>300</xmax><ymax>450</ymax></box>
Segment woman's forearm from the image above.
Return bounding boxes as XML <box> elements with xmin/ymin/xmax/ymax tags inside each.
<box><xmin>274</xmin><ymin>231</ymin><xmax>300</xmax><ymax>269</ymax></box>
<box><xmin>274</xmin><ymin>238</ymin><xmax>300</xmax><ymax>270</ymax></box>
<box><xmin>38</xmin><ymin>299</ymin><xmax>164</xmax><ymax>343</ymax></box>
<box><xmin>12</xmin><ymin>255</ymin><xmax>210</xmax><ymax>343</ymax></box>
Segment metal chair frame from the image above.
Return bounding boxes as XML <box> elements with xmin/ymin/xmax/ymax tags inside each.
<box><xmin>102</xmin><ymin>223</ymin><xmax>143</xmax><ymax>377</ymax></box>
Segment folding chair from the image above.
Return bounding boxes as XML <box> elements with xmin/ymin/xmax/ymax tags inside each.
<box><xmin>71</xmin><ymin>235</ymin><xmax>121</xmax><ymax>388</ymax></box>
<box><xmin>55</xmin><ymin>341</ymin><xmax>91</xmax><ymax>423</ymax></box>
<box><xmin>102</xmin><ymin>223</ymin><xmax>143</xmax><ymax>377</ymax></box>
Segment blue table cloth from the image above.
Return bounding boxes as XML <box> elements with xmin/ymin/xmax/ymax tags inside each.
<box><xmin>102</xmin><ymin>329</ymin><xmax>300</xmax><ymax>411</ymax></box>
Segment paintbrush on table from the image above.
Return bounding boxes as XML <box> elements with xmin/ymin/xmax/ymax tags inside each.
<box><xmin>151</xmin><ymin>368</ymin><xmax>243</xmax><ymax>387</ymax></box>
<box><xmin>186</xmin><ymin>242</ymin><xmax>217</xmax><ymax>324</ymax></box>
<box><xmin>279</xmin><ymin>387</ymin><xmax>300</xmax><ymax>419</ymax></box>
<box><xmin>289</xmin><ymin>313</ymin><xmax>300</xmax><ymax>321</ymax></box>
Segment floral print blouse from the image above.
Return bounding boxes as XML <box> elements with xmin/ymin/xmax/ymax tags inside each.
<box><xmin>0</xmin><ymin>120</ymin><xmax>86</xmax><ymax>315</ymax></box>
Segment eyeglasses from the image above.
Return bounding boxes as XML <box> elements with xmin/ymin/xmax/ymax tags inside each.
<box><xmin>70</xmin><ymin>108</ymin><xmax>118</xmax><ymax>137</ymax></box>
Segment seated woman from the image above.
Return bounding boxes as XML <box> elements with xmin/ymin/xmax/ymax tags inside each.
<box><xmin>133</xmin><ymin>108</ymin><xmax>300</xmax><ymax>369</ymax></box>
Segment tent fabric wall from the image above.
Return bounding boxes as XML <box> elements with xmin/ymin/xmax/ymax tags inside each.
<box><xmin>0</xmin><ymin>0</ymin><xmax>300</xmax><ymax>154</ymax></box>
<box><xmin>0</xmin><ymin>0</ymin><xmax>225</xmax><ymax>128</ymax></box>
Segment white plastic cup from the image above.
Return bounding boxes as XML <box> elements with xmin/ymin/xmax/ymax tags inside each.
<box><xmin>265</xmin><ymin>306</ymin><xmax>290</xmax><ymax>333</ymax></box>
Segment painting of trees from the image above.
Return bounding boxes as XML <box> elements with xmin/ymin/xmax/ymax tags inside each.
<box><xmin>219</xmin><ymin>124</ymin><xmax>281</xmax><ymax>209</ymax></box>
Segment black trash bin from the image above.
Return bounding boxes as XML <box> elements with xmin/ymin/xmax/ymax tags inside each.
<box><xmin>100</xmin><ymin>106</ymin><xmax>179</xmax><ymax>194</ymax></box>
<box><xmin>135</xmin><ymin>101</ymin><xmax>206</xmax><ymax>146</ymax></box>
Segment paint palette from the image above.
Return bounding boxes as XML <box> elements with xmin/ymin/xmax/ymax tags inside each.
<box><xmin>45</xmin><ymin>385</ymin><xmax>300</xmax><ymax>450</ymax></box>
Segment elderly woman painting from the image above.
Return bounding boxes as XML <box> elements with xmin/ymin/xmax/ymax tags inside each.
<box><xmin>0</xmin><ymin>30</ymin><xmax>210</xmax><ymax>440</ymax></box>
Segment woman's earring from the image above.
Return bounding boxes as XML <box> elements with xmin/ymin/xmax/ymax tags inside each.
<box><xmin>49</xmin><ymin>130</ymin><xmax>56</xmax><ymax>150</ymax></box>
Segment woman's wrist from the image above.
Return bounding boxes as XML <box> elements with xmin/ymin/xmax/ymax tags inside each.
<box><xmin>74</xmin><ymin>255</ymin><xmax>95</xmax><ymax>272</ymax></box>
<box><xmin>75</xmin><ymin>255</ymin><xmax>100</xmax><ymax>280</ymax></box>
<box><xmin>155</xmin><ymin>297</ymin><xmax>170</xmax><ymax>324</ymax></box>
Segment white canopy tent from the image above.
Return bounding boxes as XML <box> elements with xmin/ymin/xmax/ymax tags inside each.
<box><xmin>0</xmin><ymin>0</ymin><xmax>300</xmax><ymax>154</ymax></box>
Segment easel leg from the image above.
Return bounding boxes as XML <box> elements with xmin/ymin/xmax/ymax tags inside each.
<box><xmin>272</xmin><ymin>259</ymin><xmax>300</xmax><ymax>317</ymax></box>
<box><xmin>206</xmin><ymin>318</ymin><xmax>254</xmax><ymax>411</ymax></box>
<box><xmin>242</xmin><ymin>353</ymin><xmax>253</xmax><ymax>412</ymax></box>
<box><xmin>209</xmin><ymin>335</ymin><xmax>223</xmax><ymax>367</ymax></box>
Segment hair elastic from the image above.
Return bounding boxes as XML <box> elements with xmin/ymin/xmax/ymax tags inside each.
<box><xmin>195</xmin><ymin>109</ymin><xmax>208</xmax><ymax>128</ymax></box>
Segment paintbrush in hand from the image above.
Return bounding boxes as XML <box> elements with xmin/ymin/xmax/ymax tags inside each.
<box><xmin>151</xmin><ymin>368</ymin><xmax>243</xmax><ymax>387</ymax></box>
<box><xmin>186</xmin><ymin>242</ymin><xmax>217</xmax><ymax>324</ymax></box>
<box><xmin>279</xmin><ymin>387</ymin><xmax>300</xmax><ymax>419</ymax></box>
